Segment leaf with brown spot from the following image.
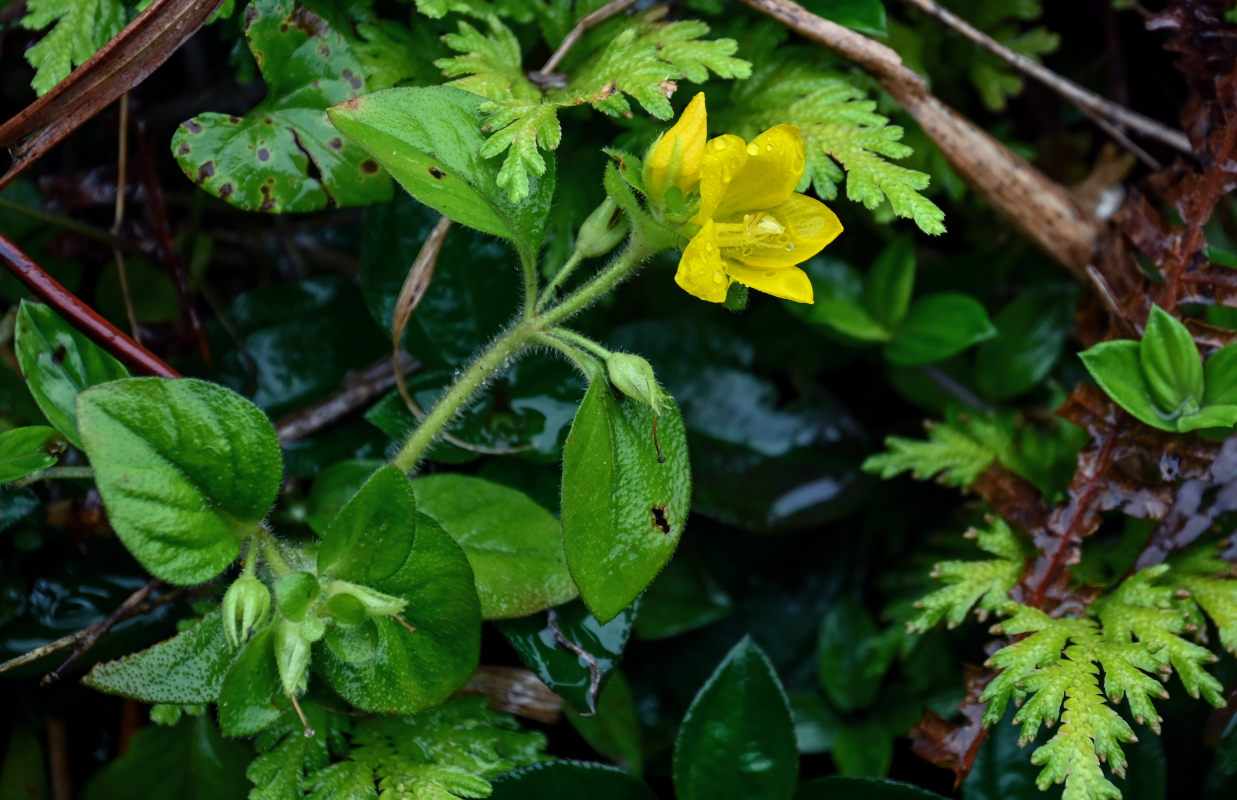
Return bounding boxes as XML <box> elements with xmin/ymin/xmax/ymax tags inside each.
<box><xmin>169</xmin><ymin>0</ymin><xmax>391</xmax><ymax>213</ymax></box>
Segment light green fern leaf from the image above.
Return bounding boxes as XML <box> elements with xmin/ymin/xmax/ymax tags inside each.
<box><xmin>1174</xmin><ymin>548</ymin><xmax>1237</xmax><ymax>652</ymax></box>
<box><xmin>438</xmin><ymin>19</ymin><xmax>540</xmax><ymax>102</ymax></box>
<box><xmin>862</xmin><ymin>420</ymin><xmax>997</xmax><ymax>487</ymax></box>
<box><xmin>907</xmin><ymin>518</ymin><xmax>1024</xmax><ymax>632</ymax></box>
<box><xmin>21</xmin><ymin>0</ymin><xmax>127</xmax><ymax>96</ymax></box>
<box><xmin>981</xmin><ymin>608</ymin><xmax>1091</xmax><ymax>726</ymax></box>
<box><xmin>437</xmin><ymin>11</ymin><xmax>748</xmax><ymax>201</ymax></box>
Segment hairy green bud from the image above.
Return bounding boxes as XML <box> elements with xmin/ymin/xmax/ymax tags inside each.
<box><xmin>221</xmin><ymin>575</ymin><xmax>272</xmax><ymax>649</ymax></box>
<box><xmin>326</xmin><ymin>579</ymin><xmax>408</xmax><ymax>618</ymax></box>
<box><xmin>606</xmin><ymin>352</ymin><xmax>662</xmax><ymax>414</ymax></box>
<box><xmin>575</xmin><ymin>197</ymin><xmax>628</xmax><ymax>258</ymax></box>
<box><xmin>274</xmin><ymin>619</ymin><xmax>312</xmax><ymax>696</ymax></box>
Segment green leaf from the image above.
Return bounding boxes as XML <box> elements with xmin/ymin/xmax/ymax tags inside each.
<box><xmin>802</xmin><ymin>0</ymin><xmax>887</xmax><ymax>36</ymax></box>
<box><xmin>885</xmin><ymin>293</ymin><xmax>996</xmax><ymax>365</ymax></box>
<box><xmin>975</xmin><ymin>287</ymin><xmax>1075</xmax><ymax>399</ymax></box>
<box><xmin>84</xmin><ymin>609</ymin><xmax>241</xmax><ymax>704</ymax></box>
<box><xmin>329</xmin><ymin>85</ymin><xmax>554</xmax><ymax>265</ymax></box>
<box><xmin>561</xmin><ymin>378</ymin><xmax>691</xmax><ymax>623</ymax></box>
<box><xmin>1204</xmin><ymin>342</ymin><xmax>1237</xmax><ymax>407</ymax></box>
<box><xmin>217</xmin><ymin>625</ymin><xmax>283</xmax><ymax>737</ymax></box>
<box><xmin>304</xmin><ymin>459</ymin><xmax>384</xmax><ymax>536</ymax></box>
<box><xmin>1176</xmin><ymin>405</ymin><xmax>1237</xmax><ymax>433</ymax></box>
<box><xmin>319</xmin><ymin>510</ymin><xmax>481</xmax><ymax>715</ymax></box>
<box><xmin>80</xmin><ymin>715</ymin><xmax>251</xmax><ymax>800</ymax></box>
<box><xmin>673</xmin><ymin>637</ymin><xmax>797</xmax><ymax>800</ymax></box>
<box><xmin>797</xmin><ymin>777</ymin><xmax>945</xmax><ymax>799</ymax></box>
<box><xmin>318</xmin><ymin>466</ymin><xmax>415</xmax><ymax>585</ymax></box>
<box><xmin>497</xmin><ymin>601</ymin><xmax>636</xmax><ymax>714</ymax></box>
<box><xmin>171</xmin><ymin>0</ymin><xmax>392</xmax><ymax>213</ymax></box>
<box><xmin>0</xmin><ymin>426</ymin><xmax>65</xmax><ymax>483</ymax></box>
<box><xmin>863</xmin><ymin>236</ymin><xmax>915</xmax><ymax>331</ymax></box>
<box><xmin>727</xmin><ymin>50</ymin><xmax>943</xmax><ymax>234</ymax></box>
<box><xmin>817</xmin><ymin>597</ymin><xmax>895</xmax><ymax>712</ymax></box>
<box><xmin>20</xmin><ymin>0</ymin><xmax>126</xmax><ymax>96</ymax></box>
<box><xmin>14</xmin><ymin>300</ymin><xmax>130</xmax><ymax>450</ymax></box>
<box><xmin>633</xmin><ymin>555</ymin><xmax>732</xmax><ymax>640</ymax></box>
<box><xmin>793</xmin><ymin>258</ymin><xmax>892</xmax><ymax>342</ymax></box>
<box><xmin>1079</xmin><ymin>341</ymin><xmax>1171</xmax><ymax>431</ymax></box>
<box><xmin>831</xmin><ymin>722</ymin><xmax>894</xmax><ymax>777</ymax></box>
<box><xmin>1139</xmin><ymin>305</ymin><xmax>1203</xmax><ymax>415</ymax></box>
<box><xmin>412</xmin><ymin>474</ymin><xmax>577</xmax><ymax>619</ymax></box>
<box><xmin>491</xmin><ymin>762</ymin><xmax>656</xmax><ymax>800</ymax></box>
<box><xmin>77</xmin><ymin>378</ymin><xmax>283</xmax><ymax>585</ymax></box>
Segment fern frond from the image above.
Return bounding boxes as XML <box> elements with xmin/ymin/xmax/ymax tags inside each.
<box><xmin>907</xmin><ymin>518</ymin><xmax>1024</xmax><ymax>632</ymax></box>
<box><xmin>1173</xmin><ymin>548</ymin><xmax>1237</xmax><ymax>652</ymax></box>
<box><xmin>20</xmin><ymin>0</ymin><xmax>127</xmax><ymax>95</ymax></box>
<box><xmin>862</xmin><ymin>420</ymin><xmax>997</xmax><ymax>487</ymax></box>
<box><xmin>436</xmin><ymin>11</ymin><xmax>749</xmax><ymax>201</ymax></box>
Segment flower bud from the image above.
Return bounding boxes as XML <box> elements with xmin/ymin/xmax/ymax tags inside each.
<box><xmin>606</xmin><ymin>352</ymin><xmax>662</xmax><ymax>414</ymax></box>
<box><xmin>222</xmin><ymin>575</ymin><xmax>272</xmax><ymax>649</ymax></box>
<box><xmin>642</xmin><ymin>92</ymin><xmax>707</xmax><ymax>203</ymax></box>
<box><xmin>326</xmin><ymin>580</ymin><xmax>408</xmax><ymax>618</ymax></box>
<box><xmin>275</xmin><ymin>619</ymin><xmax>312</xmax><ymax>696</ymax></box>
<box><xmin>575</xmin><ymin>197</ymin><xmax>628</xmax><ymax>259</ymax></box>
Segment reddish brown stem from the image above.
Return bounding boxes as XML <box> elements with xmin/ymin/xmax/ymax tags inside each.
<box><xmin>0</xmin><ymin>233</ymin><xmax>180</xmax><ymax>378</ymax></box>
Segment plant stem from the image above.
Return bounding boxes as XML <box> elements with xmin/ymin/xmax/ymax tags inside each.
<box><xmin>258</xmin><ymin>527</ymin><xmax>292</xmax><ymax>578</ymax></box>
<box><xmin>536</xmin><ymin>250</ymin><xmax>585</xmax><ymax>311</ymax></box>
<box><xmin>0</xmin><ymin>197</ymin><xmax>139</xmax><ymax>255</ymax></box>
<box><xmin>539</xmin><ymin>239</ymin><xmax>656</xmax><ymax>327</ymax></box>
<box><xmin>547</xmin><ymin>326</ymin><xmax>612</xmax><ymax>360</ymax></box>
<box><xmin>389</xmin><ymin>237</ymin><xmax>660</xmax><ymax>474</ymax></box>
<box><xmin>534</xmin><ymin>331</ymin><xmax>604</xmax><ymax>379</ymax></box>
<box><xmin>15</xmin><ymin>466</ymin><xmax>95</xmax><ymax>486</ymax></box>
<box><xmin>520</xmin><ymin>251</ymin><xmax>539</xmax><ymax>319</ymax></box>
<box><xmin>390</xmin><ymin>321</ymin><xmax>533</xmax><ymax>472</ymax></box>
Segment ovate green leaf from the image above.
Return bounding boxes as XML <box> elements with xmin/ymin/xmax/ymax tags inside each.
<box><xmin>673</xmin><ymin>637</ymin><xmax>797</xmax><ymax>800</ymax></box>
<box><xmin>413</xmin><ymin>474</ymin><xmax>577</xmax><ymax>619</ymax></box>
<box><xmin>14</xmin><ymin>300</ymin><xmax>130</xmax><ymax>450</ymax></box>
<box><xmin>84</xmin><ymin>609</ymin><xmax>241</xmax><ymax>703</ymax></box>
<box><xmin>329</xmin><ymin>85</ymin><xmax>554</xmax><ymax>265</ymax></box>
<box><xmin>561</xmin><ymin>379</ymin><xmax>691</xmax><ymax>623</ymax></box>
<box><xmin>885</xmin><ymin>293</ymin><xmax>996</xmax><ymax>365</ymax></box>
<box><xmin>1139</xmin><ymin>305</ymin><xmax>1203</xmax><ymax>416</ymax></box>
<box><xmin>77</xmin><ymin>378</ymin><xmax>283</xmax><ymax>585</ymax></box>
<box><xmin>1079</xmin><ymin>340</ymin><xmax>1170</xmax><ymax>431</ymax></box>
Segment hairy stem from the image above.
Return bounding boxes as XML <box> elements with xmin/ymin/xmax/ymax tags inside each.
<box><xmin>390</xmin><ymin>238</ymin><xmax>657</xmax><ymax>473</ymax></box>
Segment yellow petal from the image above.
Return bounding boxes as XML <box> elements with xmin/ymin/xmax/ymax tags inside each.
<box><xmin>643</xmin><ymin>92</ymin><xmax>708</xmax><ymax>199</ymax></box>
<box><xmin>713</xmin><ymin>125</ymin><xmax>806</xmax><ymax>218</ymax></box>
<box><xmin>723</xmin><ymin>193</ymin><xmax>843</xmax><ymax>268</ymax></box>
<box><xmin>674</xmin><ymin>220</ymin><xmax>731</xmax><ymax>303</ymax></box>
<box><xmin>694</xmin><ymin>134</ymin><xmax>749</xmax><ymax>224</ymax></box>
<box><xmin>724</xmin><ymin>261</ymin><xmax>815</xmax><ymax>304</ymax></box>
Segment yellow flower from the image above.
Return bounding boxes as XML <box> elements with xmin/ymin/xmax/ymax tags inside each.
<box><xmin>642</xmin><ymin>92</ymin><xmax>707</xmax><ymax>202</ymax></box>
<box><xmin>667</xmin><ymin>113</ymin><xmax>842</xmax><ymax>305</ymax></box>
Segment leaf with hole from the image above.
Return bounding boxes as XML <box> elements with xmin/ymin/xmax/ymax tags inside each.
<box><xmin>329</xmin><ymin>84</ymin><xmax>554</xmax><ymax>265</ymax></box>
<box><xmin>561</xmin><ymin>378</ymin><xmax>690</xmax><ymax>623</ymax></box>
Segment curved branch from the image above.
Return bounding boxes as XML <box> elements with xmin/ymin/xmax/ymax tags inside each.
<box><xmin>0</xmin><ymin>233</ymin><xmax>180</xmax><ymax>378</ymax></box>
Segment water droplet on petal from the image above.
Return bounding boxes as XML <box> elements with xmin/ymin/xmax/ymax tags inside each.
<box><xmin>711</xmin><ymin>139</ymin><xmax>728</xmax><ymax>151</ymax></box>
<box><xmin>765</xmin><ymin>271</ymin><xmax>776</xmax><ymax>278</ymax></box>
<box><xmin>712</xmin><ymin>272</ymin><xmax>724</xmax><ymax>284</ymax></box>
<box><xmin>765</xmin><ymin>143</ymin><xmax>774</xmax><ymax>152</ymax></box>
<box><xmin>746</xmin><ymin>142</ymin><xmax>760</xmax><ymax>156</ymax></box>
<box><xmin>785</xmin><ymin>242</ymin><xmax>795</xmax><ymax>251</ymax></box>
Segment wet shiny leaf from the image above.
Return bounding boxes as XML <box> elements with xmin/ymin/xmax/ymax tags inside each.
<box><xmin>171</xmin><ymin>0</ymin><xmax>392</xmax><ymax>213</ymax></box>
<box><xmin>490</xmin><ymin>762</ymin><xmax>655</xmax><ymax>800</ymax></box>
<box><xmin>673</xmin><ymin>637</ymin><xmax>797</xmax><ymax>800</ymax></box>
<box><xmin>0</xmin><ymin>426</ymin><xmax>65</xmax><ymax>483</ymax></box>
